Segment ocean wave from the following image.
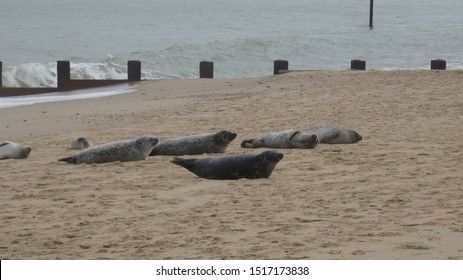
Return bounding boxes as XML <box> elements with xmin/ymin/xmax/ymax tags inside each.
<box><xmin>2</xmin><ymin>46</ymin><xmax>462</xmax><ymax>88</ymax></box>
<box><xmin>2</xmin><ymin>63</ymin><xmax>57</xmax><ymax>87</ymax></box>
<box><xmin>0</xmin><ymin>61</ymin><xmax>184</xmax><ymax>88</ymax></box>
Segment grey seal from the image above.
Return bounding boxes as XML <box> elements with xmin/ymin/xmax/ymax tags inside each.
<box><xmin>67</xmin><ymin>137</ymin><xmax>92</xmax><ymax>150</ymax></box>
<box><xmin>171</xmin><ymin>150</ymin><xmax>284</xmax><ymax>180</ymax></box>
<box><xmin>0</xmin><ymin>141</ymin><xmax>32</xmax><ymax>160</ymax></box>
<box><xmin>302</xmin><ymin>124</ymin><xmax>362</xmax><ymax>144</ymax></box>
<box><xmin>58</xmin><ymin>136</ymin><xmax>158</xmax><ymax>164</ymax></box>
<box><xmin>241</xmin><ymin>130</ymin><xmax>318</xmax><ymax>149</ymax></box>
<box><xmin>150</xmin><ymin>130</ymin><xmax>237</xmax><ymax>156</ymax></box>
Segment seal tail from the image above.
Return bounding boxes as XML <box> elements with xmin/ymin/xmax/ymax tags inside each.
<box><xmin>170</xmin><ymin>157</ymin><xmax>196</xmax><ymax>171</ymax></box>
<box><xmin>148</xmin><ymin>147</ymin><xmax>159</xmax><ymax>156</ymax></box>
<box><xmin>58</xmin><ymin>156</ymin><xmax>77</xmax><ymax>164</ymax></box>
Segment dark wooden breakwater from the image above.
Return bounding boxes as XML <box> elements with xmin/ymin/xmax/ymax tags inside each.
<box><xmin>0</xmin><ymin>58</ymin><xmax>450</xmax><ymax>97</ymax></box>
<box><xmin>272</xmin><ymin>59</ymin><xmax>448</xmax><ymax>74</ymax></box>
<box><xmin>0</xmin><ymin>60</ymin><xmax>142</xmax><ymax>97</ymax></box>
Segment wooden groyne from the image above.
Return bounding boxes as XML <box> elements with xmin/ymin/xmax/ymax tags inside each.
<box><xmin>0</xmin><ymin>60</ymin><xmax>142</xmax><ymax>97</ymax></box>
<box><xmin>0</xmin><ymin>58</ymin><xmax>449</xmax><ymax>97</ymax></box>
<box><xmin>273</xmin><ymin>59</ymin><xmax>448</xmax><ymax>74</ymax></box>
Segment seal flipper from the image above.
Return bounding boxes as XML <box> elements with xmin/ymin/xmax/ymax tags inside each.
<box><xmin>240</xmin><ymin>138</ymin><xmax>256</xmax><ymax>148</ymax></box>
<box><xmin>58</xmin><ymin>156</ymin><xmax>78</xmax><ymax>164</ymax></box>
<box><xmin>321</xmin><ymin>131</ymin><xmax>339</xmax><ymax>143</ymax></box>
<box><xmin>285</xmin><ymin>131</ymin><xmax>301</xmax><ymax>148</ymax></box>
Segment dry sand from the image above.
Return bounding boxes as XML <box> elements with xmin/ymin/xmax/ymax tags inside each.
<box><xmin>0</xmin><ymin>70</ymin><xmax>462</xmax><ymax>259</ymax></box>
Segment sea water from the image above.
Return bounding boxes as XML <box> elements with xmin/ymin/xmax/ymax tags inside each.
<box><xmin>1</xmin><ymin>0</ymin><xmax>462</xmax><ymax>87</ymax></box>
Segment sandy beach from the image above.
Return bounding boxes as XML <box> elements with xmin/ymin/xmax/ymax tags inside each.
<box><xmin>0</xmin><ymin>70</ymin><xmax>462</xmax><ymax>259</ymax></box>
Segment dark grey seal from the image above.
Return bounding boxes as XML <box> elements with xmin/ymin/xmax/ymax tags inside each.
<box><xmin>150</xmin><ymin>130</ymin><xmax>237</xmax><ymax>156</ymax></box>
<box><xmin>171</xmin><ymin>150</ymin><xmax>284</xmax><ymax>180</ymax></box>
<box><xmin>58</xmin><ymin>136</ymin><xmax>158</xmax><ymax>164</ymax></box>
<box><xmin>302</xmin><ymin>124</ymin><xmax>362</xmax><ymax>144</ymax></box>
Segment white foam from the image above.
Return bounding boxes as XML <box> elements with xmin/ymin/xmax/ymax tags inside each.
<box><xmin>2</xmin><ymin>63</ymin><xmax>57</xmax><ymax>87</ymax></box>
<box><xmin>0</xmin><ymin>83</ymin><xmax>137</xmax><ymax>109</ymax></box>
<box><xmin>1</xmin><ymin>62</ymin><xmax>130</xmax><ymax>88</ymax></box>
<box><xmin>1</xmin><ymin>61</ymin><xmax>178</xmax><ymax>88</ymax></box>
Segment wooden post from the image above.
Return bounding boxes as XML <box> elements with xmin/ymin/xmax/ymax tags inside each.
<box><xmin>127</xmin><ymin>60</ymin><xmax>141</xmax><ymax>80</ymax></box>
<box><xmin>351</xmin><ymin>59</ymin><xmax>366</xmax><ymax>70</ymax></box>
<box><xmin>57</xmin><ymin>60</ymin><xmax>70</xmax><ymax>87</ymax></box>
<box><xmin>369</xmin><ymin>0</ymin><xmax>374</xmax><ymax>29</ymax></box>
<box><xmin>0</xmin><ymin>61</ymin><xmax>2</xmax><ymax>87</ymax></box>
<box><xmin>199</xmin><ymin>61</ymin><xmax>214</xmax><ymax>78</ymax></box>
<box><xmin>430</xmin><ymin>59</ymin><xmax>446</xmax><ymax>70</ymax></box>
<box><xmin>274</xmin><ymin>60</ymin><xmax>288</xmax><ymax>75</ymax></box>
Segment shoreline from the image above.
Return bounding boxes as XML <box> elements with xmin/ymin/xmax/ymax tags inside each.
<box><xmin>0</xmin><ymin>83</ymin><xmax>137</xmax><ymax>109</ymax></box>
<box><xmin>1</xmin><ymin>70</ymin><xmax>462</xmax><ymax>259</ymax></box>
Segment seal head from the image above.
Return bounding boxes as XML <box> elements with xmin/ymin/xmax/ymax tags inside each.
<box><xmin>213</xmin><ymin>130</ymin><xmax>237</xmax><ymax>145</ymax></box>
<box><xmin>67</xmin><ymin>137</ymin><xmax>92</xmax><ymax>150</ymax></box>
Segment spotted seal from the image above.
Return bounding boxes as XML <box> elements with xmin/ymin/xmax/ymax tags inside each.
<box><xmin>171</xmin><ymin>150</ymin><xmax>284</xmax><ymax>179</ymax></box>
<box><xmin>58</xmin><ymin>136</ymin><xmax>158</xmax><ymax>164</ymax></box>
<box><xmin>67</xmin><ymin>137</ymin><xmax>92</xmax><ymax>150</ymax></box>
<box><xmin>0</xmin><ymin>141</ymin><xmax>32</xmax><ymax>160</ymax></box>
<box><xmin>241</xmin><ymin>130</ymin><xmax>318</xmax><ymax>149</ymax></box>
<box><xmin>302</xmin><ymin>124</ymin><xmax>362</xmax><ymax>144</ymax></box>
<box><xmin>149</xmin><ymin>130</ymin><xmax>237</xmax><ymax>156</ymax></box>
